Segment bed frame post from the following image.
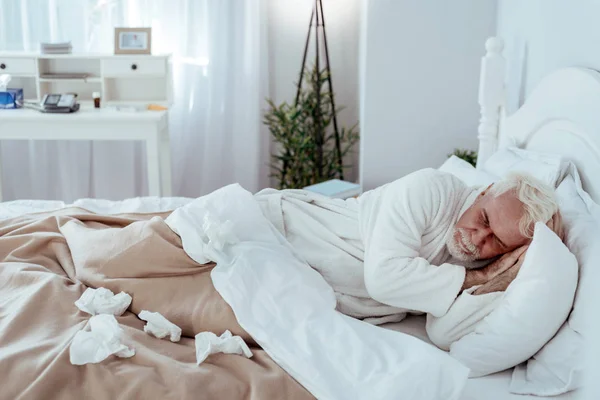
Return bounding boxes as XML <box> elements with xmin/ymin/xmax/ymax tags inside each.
<box><xmin>476</xmin><ymin>37</ymin><xmax>506</xmax><ymax>169</ymax></box>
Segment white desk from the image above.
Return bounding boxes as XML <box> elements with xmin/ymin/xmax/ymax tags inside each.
<box><xmin>0</xmin><ymin>107</ymin><xmax>172</xmax><ymax>201</ymax></box>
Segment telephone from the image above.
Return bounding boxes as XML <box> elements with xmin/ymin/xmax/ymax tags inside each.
<box><xmin>35</xmin><ymin>93</ymin><xmax>80</xmax><ymax>113</ymax></box>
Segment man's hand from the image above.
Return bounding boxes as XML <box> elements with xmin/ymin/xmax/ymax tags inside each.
<box><xmin>472</xmin><ymin>248</ymin><xmax>527</xmax><ymax>294</ymax></box>
<box><xmin>461</xmin><ymin>245</ymin><xmax>529</xmax><ymax>292</ymax></box>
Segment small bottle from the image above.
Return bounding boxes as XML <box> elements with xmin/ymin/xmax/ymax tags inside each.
<box><xmin>93</xmin><ymin>91</ymin><xmax>101</xmax><ymax>108</ymax></box>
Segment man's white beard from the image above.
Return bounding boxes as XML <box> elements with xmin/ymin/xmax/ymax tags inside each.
<box><xmin>446</xmin><ymin>227</ymin><xmax>481</xmax><ymax>262</ymax></box>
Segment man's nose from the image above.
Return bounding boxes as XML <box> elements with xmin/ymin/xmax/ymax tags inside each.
<box><xmin>471</xmin><ymin>228</ymin><xmax>492</xmax><ymax>247</ymax></box>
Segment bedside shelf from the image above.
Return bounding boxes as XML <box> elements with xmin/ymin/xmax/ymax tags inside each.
<box><xmin>4</xmin><ymin>73</ymin><xmax>36</xmax><ymax>78</ymax></box>
<box><xmin>0</xmin><ymin>53</ymin><xmax>173</xmax><ymax>105</ymax></box>
<box><xmin>39</xmin><ymin>77</ymin><xmax>102</xmax><ymax>83</ymax></box>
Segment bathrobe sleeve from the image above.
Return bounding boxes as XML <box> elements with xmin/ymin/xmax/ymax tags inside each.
<box><xmin>426</xmin><ymin>287</ymin><xmax>503</xmax><ymax>350</ymax></box>
<box><xmin>362</xmin><ymin>169</ymin><xmax>467</xmax><ymax>317</ymax></box>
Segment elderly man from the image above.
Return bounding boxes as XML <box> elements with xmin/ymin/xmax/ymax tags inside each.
<box><xmin>256</xmin><ymin>168</ymin><xmax>561</xmax><ymax>325</ymax></box>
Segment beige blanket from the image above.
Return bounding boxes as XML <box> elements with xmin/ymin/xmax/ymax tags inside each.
<box><xmin>0</xmin><ymin>208</ymin><xmax>314</xmax><ymax>400</ymax></box>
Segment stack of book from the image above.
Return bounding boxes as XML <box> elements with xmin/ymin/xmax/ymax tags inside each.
<box><xmin>303</xmin><ymin>179</ymin><xmax>362</xmax><ymax>199</ymax></box>
<box><xmin>40</xmin><ymin>42</ymin><xmax>72</xmax><ymax>54</ymax></box>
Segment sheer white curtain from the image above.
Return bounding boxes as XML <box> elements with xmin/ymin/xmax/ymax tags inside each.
<box><xmin>0</xmin><ymin>0</ymin><xmax>270</xmax><ymax>201</ymax></box>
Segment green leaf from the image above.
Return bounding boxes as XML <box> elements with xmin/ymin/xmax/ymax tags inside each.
<box><xmin>449</xmin><ymin>148</ymin><xmax>478</xmax><ymax>167</ymax></box>
<box><xmin>263</xmin><ymin>62</ymin><xmax>361</xmax><ymax>188</ymax></box>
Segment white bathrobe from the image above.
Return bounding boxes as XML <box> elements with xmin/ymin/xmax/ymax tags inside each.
<box><xmin>256</xmin><ymin>168</ymin><xmax>481</xmax><ymax>325</ymax></box>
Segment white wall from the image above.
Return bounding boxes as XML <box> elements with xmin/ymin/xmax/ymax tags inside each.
<box><xmin>497</xmin><ymin>0</ymin><xmax>600</xmax><ymax>105</ymax></box>
<box><xmin>359</xmin><ymin>0</ymin><xmax>497</xmax><ymax>190</ymax></box>
<box><xmin>267</xmin><ymin>0</ymin><xmax>361</xmax><ymax>184</ymax></box>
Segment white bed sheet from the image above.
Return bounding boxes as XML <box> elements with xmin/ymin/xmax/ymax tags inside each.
<box><xmin>383</xmin><ymin>316</ymin><xmax>581</xmax><ymax>400</ymax></box>
<box><xmin>0</xmin><ymin>198</ymin><xmax>582</xmax><ymax>399</ymax></box>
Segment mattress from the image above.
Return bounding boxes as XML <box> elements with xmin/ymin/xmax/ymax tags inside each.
<box><xmin>383</xmin><ymin>316</ymin><xmax>580</xmax><ymax>400</ymax></box>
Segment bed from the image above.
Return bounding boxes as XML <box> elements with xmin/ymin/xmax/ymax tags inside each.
<box><xmin>0</xmin><ymin>36</ymin><xmax>597</xmax><ymax>399</ymax></box>
<box><xmin>461</xmin><ymin>36</ymin><xmax>600</xmax><ymax>400</ymax></box>
<box><xmin>385</xmin><ymin>316</ymin><xmax>581</xmax><ymax>400</ymax></box>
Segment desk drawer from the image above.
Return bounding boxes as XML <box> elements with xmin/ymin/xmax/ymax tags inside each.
<box><xmin>102</xmin><ymin>58</ymin><xmax>166</xmax><ymax>77</ymax></box>
<box><xmin>0</xmin><ymin>58</ymin><xmax>36</xmax><ymax>76</ymax></box>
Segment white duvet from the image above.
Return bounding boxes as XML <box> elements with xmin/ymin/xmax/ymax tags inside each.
<box><xmin>165</xmin><ymin>184</ymin><xmax>469</xmax><ymax>400</ymax></box>
<box><xmin>0</xmin><ymin>188</ymin><xmax>469</xmax><ymax>399</ymax></box>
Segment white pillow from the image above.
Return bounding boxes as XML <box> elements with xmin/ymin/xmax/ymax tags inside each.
<box><xmin>449</xmin><ymin>222</ymin><xmax>578</xmax><ymax>377</ymax></box>
<box><xmin>482</xmin><ymin>147</ymin><xmax>570</xmax><ymax>187</ymax></box>
<box><xmin>438</xmin><ymin>156</ymin><xmax>498</xmax><ymax>187</ymax></box>
<box><xmin>510</xmin><ymin>175</ymin><xmax>600</xmax><ymax>395</ymax></box>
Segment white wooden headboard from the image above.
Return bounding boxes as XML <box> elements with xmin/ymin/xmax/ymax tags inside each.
<box><xmin>476</xmin><ymin>37</ymin><xmax>600</xmax><ymax>203</ymax></box>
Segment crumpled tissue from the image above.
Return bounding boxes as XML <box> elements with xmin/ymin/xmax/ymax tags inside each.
<box><xmin>75</xmin><ymin>287</ymin><xmax>132</xmax><ymax>316</ymax></box>
<box><xmin>202</xmin><ymin>213</ymin><xmax>238</xmax><ymax>253</ymax></box>
<box><xmin>165</xmin><ymin>207</ymin><xmax>240</xmax><ymax>264</ymax></box>
<box><xmin>0</xmin><ymin>74</ymin><xmax>11</xmax><ymax>91</ymax></box>
<box><xmin>70</xmin><ymin>314</ymin><xmax>135</xmax><ymax>365</ymax></box>
<box><xmin>138</xmin><ymin>310</ymin><xmax>182</xmax><ymax>342</ymax></box>
<box><xmin>195</xmin><ymin>330</ymin><xmax>253</xmax><ymax>365</ymax></box>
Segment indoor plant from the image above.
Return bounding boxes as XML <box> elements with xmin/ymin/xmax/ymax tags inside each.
<box><xmin>264</xmin><ymin>65</ymin><xmax>359</xmax><ymax>189</ymax></box>
<box><xmin>449</xmin><ymin>148</ymin><xmax>478</xmax><ymax>167</ymax></box>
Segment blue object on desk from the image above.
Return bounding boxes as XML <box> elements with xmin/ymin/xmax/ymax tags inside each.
<box><xmin>0</xmin><ymin>88</ymin><xmax>23</xmax><ymax>109</ymax></box>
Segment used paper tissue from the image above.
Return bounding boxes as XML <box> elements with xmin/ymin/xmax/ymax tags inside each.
<box><xmin>70</xmin><ymin>314</ymin><xmax>135</xmax><ymax>365</ymax></box>
<box><xmin>195</xmin><ymin>330</ymin><xmax>253</xmax><ymax>365</ymax></box>
<box><xmin>138</xmin><ymin>310</ymin><xmax>182</xmax><ymax>342</ymax></box>
<box><xmin>75</xmin><ymin>287</ymin><xmax>132</xmax><ymax>316</ymax></box>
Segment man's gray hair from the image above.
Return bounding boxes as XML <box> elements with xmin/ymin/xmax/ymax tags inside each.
<box><xmin>489</xmin><ymin>172</ymin><xmax>558</xmax><ymax>238</ymax></box>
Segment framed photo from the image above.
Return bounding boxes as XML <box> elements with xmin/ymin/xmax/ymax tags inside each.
<box><xmin>114</xmin><ymin>27</ymin><xmax>152</xmax><ymax>55</ymax></box>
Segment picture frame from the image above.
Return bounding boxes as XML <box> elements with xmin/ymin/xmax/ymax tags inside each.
<box><xmin>114</xmin><ymin>27</ymin><xmax>152</xmax><ymax>55</ymax></box>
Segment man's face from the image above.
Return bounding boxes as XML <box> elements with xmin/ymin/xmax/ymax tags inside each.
<box><xmin>446</xmin><ymin>188</ymin><xmax>530</xmax><ymax>262</ymax></box>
